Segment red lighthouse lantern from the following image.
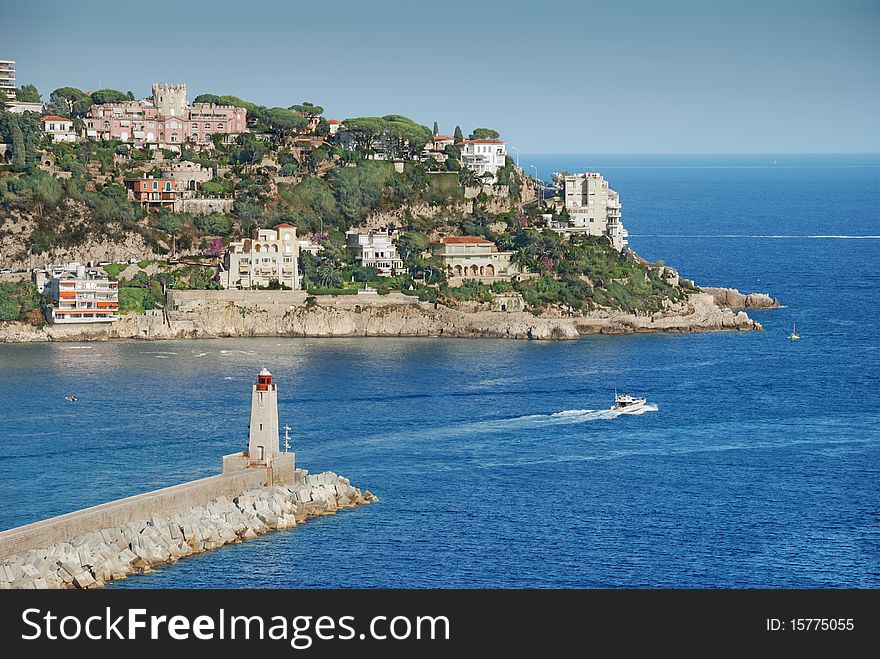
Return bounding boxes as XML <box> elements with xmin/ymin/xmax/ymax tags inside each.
<box><xmin>256</xmin><ymin>368</ymin><xmax>273</xmax><ymax>391</ymax></box>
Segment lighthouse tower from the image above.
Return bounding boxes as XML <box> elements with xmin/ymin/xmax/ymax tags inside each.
<box><xmin>248</xmin><ymin>368</ymin><xmax>280</xmax><ymax>465</ymax></box>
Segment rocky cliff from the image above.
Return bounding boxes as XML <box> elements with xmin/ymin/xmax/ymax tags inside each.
<box><xmin>0</xmin><ymin>288</ymin><xmax>764</xmax><ymax>343</ymax></box>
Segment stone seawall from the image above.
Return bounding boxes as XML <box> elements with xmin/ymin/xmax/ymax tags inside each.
<box><xmin>0</xmin><ymin>469</ymin><xmax>276</xmax><ymax>562</ymax></box>
<box><xmin>0</xmin><ymin>471</ymin><xmax>377</xmax><ymax>589</ymax></box>
<box><xmin>0</xmin><ymin>288</ymin><xmax>768</xmax><ymax>344</ymax></box>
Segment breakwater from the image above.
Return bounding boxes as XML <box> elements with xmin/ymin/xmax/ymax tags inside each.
<box><xmin>0</xmin><ymin>471</ymin><xmax>376</xmax><ymax>589</ymax></box>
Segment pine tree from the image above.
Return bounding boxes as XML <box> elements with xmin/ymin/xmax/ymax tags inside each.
<box><xmin>454</xmin><ymin>125</ymin><xmax>463</xmax><ymax>142</ymax></box>
<box><xmin>433</xmin><ymin>121</ymin><xmax>439</xmax><ymax>136</ymax></box>
<box><xmin>10</xmin><ymin>121</ymin><xmax>26</xmax><ymax>172</ymax></box>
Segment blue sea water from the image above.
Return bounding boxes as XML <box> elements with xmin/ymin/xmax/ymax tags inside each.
<box><xmin>1</xmin><ymin>154</ymin><xmax>878</xmax><ymax>588</ymax></box>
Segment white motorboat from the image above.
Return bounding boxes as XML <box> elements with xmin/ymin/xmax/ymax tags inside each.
<box><xmin>611</xmin><ymin>391</ymin><xmax>646</xmax><ymax>414</ymax></box>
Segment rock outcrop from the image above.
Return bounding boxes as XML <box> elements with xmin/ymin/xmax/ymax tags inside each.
<box><xmin>703</xmin><ymin>287</ymin><xmax>780</xmax><ymax>311</ymax></box>
<box><xmin>0</xmin><ymin>471</ymin><xmax>377</xmax><ymax>589</ymax></box>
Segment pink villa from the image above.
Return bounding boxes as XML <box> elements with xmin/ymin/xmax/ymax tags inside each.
<box><xmin>84</xmin><ymin>83</ymin><xmax>247</xmax><ymax>149</ymax></box>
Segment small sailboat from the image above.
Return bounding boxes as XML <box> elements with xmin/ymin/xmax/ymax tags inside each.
<box><xmin>788</xmin><ymin>324</ymin><xmax>800</xmax><ymax>341</ymax></box>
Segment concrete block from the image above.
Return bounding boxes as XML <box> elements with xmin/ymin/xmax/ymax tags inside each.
<box><xmin>74</xmin><ymin>571</ymin><xmax>96</xmax><ymax>589</ymax></box>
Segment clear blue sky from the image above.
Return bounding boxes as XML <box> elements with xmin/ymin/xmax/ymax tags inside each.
<box><xmin>4</xmin><ymin>0</ymin><xmax>878</xmax><ymax>153</ymax></box>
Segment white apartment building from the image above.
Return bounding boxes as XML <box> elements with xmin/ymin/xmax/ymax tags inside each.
<box><xmin>557</xmin><ymin>172</ymin><xmax>628</xmax><ymax>251</ymax></box>
<box><xmin>41</xmin><ymin>115</ymin><xmax>77</xmax><ymax>143</ymax></box>
<box><xmin>38</xmin><ymin>264</ymin><xmax>119</xmax><ymax>324</ymax></box>
<box><xmin>346</xmin><ymin>228</ymin><xmax>404</xmax><ymax>276</ymax></box>
<box><xmin>0</xmin><ymin>60</ymin><xmax>15</xmax><ymax>101</ymax></box>
<box><xmin>224</xmin><ymin>225</ymin><xmax>301</xmax><ymax>289</ymax></box>
<box><xmin>460</xmin><ymin>139</ymin><xmax>507</xmax><ymax>178</ymax></box>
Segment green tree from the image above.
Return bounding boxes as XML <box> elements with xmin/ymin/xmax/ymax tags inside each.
<box><xmin>9</xmin><ymin>120</ymin><xmax>26</xmax><ymax>171</ymax></box>
<box><xmin>290</xmin><ymin>102</ymin><xmax>324</xmax><ymax>117</ymax></box>
<box><xmin>47</xmin><ymin>87</ymin><xmax>93</xmax><ymax>117</ymax></box>
<box><xmin>340</xmin><ymin>117</ymin><xmax>386</xmax><ymax>153</ymax></box>
<box><xmin>316</xmin><ymin>264</ymin><xmax>343</xmax><ymax>289</ymax></box>
<box><xmin>382</xmin><ymin>115</ymin><xmax>432</xmax><ymax>158</ymax></box>
<box><xmin>510</xmin><ymin>248</ymin><xmax>537</xmax><ymax>274</ymax></box>
<box><xmin>469</xmin><ymin>128</ymin><xmax>501</xmax><ymax>140</ymax></box>
<box><xmin>15</xmin><ymin>84</ymin><xmax>41</xmax><ymax>103</ymax></box>
<box><xmin>453</xmin><ymin>125</ymin><xmax>463</xmax><ymax>142</ymax></box>
<box><xmin>263</xmin><ymin>107</ymin><xmax>307</xmax><ymax>143</ymax></box>
<box><xmin>433</xmin><ymin>121</ymin><xmax>439</xmax><ymax>136</ymax></box>
<box><xmin>91</xmin><ymin>89</ymin><xmax>131</xmax><ymax>104</ymax></box>
<box><xmin>153</xmin><ymin>211</ymin><xmax>187</xmax><ymax>253</ymax></box>
<box><xmin>194</xmin><ymin>213</ymin><xmax>232</xmax><ymax>236</ymax></box>
<box><xmin>234</xmin><ymin>134</ymin><xmax>268</xmax><ymax>170</ymax></box>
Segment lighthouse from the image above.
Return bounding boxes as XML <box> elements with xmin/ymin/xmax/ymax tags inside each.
<box><xmin>248</xmin><ymin>368</ymin><xmax>280</xmax><ymax>464</ymax></box>
<box><xmin>221</xmin><ymin>369</ymin><xmax>296</xmax><ymax>484</ymax></box>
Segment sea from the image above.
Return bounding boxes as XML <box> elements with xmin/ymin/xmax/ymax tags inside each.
<box><xmin>0</xmin><ymin>153</ymin><xmax>878</xmax><ymax>588</ymax></box>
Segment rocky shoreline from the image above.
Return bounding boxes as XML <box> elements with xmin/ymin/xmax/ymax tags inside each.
<box><xmin>0</xmin><ymin>287</ymin><xmax>778</xmax><ymax>344</ymax></box>
<box><xmin>0</xmin><ymin>472</ymin><xmax>377</xmax><ymax>590</ymax></box>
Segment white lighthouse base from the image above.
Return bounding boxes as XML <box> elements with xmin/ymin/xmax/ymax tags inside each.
<box><xmin>221</xmin><ymin>451</ymin><xmax>298</xmax><ymax>486</ymax></box>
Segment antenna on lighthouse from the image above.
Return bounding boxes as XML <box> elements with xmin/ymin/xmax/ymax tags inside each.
<box><xmin>283</xmin><ymin>424</ymin><xmax>292</xmax><ymax>453</ymax></box>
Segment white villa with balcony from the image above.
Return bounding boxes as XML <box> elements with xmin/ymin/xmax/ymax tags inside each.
<box><xmin>346</xmin><ymin>227</ymin><xmax>404</xmax><ymax>276</ymax></box>
<box><xmin>460</xmin><ymin>139</ymin><xmax>507</xmax><ymax>178</ymax></box>
<box><xmin>223</xmin><ymin>225</ymin><xmax>301</xmax><ymax>289</ymax></box>
<box><xmin>554</xmin><ymin>172</ymin><xmax>628</xmax><ymax>251</ymax></box>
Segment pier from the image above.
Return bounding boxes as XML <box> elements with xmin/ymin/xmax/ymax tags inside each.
<box><xmin>0</xmin><ymin>369</ymin><xmax>376</xmax><ymax>588</ymax></box>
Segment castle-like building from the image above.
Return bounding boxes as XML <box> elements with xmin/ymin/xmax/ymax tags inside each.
<box><xmin>83</xmin><ymin>83</ymin><xmax>247</xmax><ymax>149</ymax></box>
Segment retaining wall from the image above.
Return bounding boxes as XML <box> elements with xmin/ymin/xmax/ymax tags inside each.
<box><xmin>0</xmin><ymin>467</ymin><xmax>273</xmax><ymax>561</ymax></box>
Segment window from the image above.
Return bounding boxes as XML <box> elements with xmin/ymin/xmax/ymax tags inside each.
<box><xmin>204</xmin><ymin>123</ymin><xmax>212</xmax><ymax>130</ymax></box>
<box><xmin>103</xmin><ymin>121</ymin><xmax>110</xmax><ymax>129</ymax></box>
<box><xmin>153</xmin><ymin>181</ymin><xmax>158</xmax><ymax>190</ymax></box>
<box><xmin>191</xmin><ymin>123</ymin><xmax>198</xmax><ymax>129</ymax></box>
<box><xmin>217</xmin><ymin>123</ymin><xmax>224</xmax><ymax>130</ymax></box>
<box><xmin>165</xmin><ymin>182</ymin><xmax>171</xmax><ymax>191</ymax></box>
<box><xmin>191</xmin><ymin>133</ymin><xmax>198</xmax><ymax>142</ymax></box>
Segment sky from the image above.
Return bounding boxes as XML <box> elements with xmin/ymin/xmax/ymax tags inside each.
<box><xmin>3</xmin><ymin>0</ymin><xmax>879</xmax><ymax>153</ymax></box>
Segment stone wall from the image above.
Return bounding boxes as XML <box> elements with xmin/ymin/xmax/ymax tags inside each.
<box><xmin>0</xmin><ymin>467</ymin><xmax>277</xmax><ymax>561</ymax></box>
<box><xmin>179</xmin><ymin>198</ymin><xmax>234</xmax><ymax>215</ymax></box>
<box><xmin>169</xmin><ymin>289</ymin><xmax>309</xmax><ymax>311</ymax></box>
<box><xmin>0</xmin><ymin>472</ymin><xmax>377</xmax><ymax>589</ymax></box>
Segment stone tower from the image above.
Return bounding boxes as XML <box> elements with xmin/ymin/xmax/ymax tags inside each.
<box><xmin>152</xmin><ymin>83</ymin><xmax>187</xmax><ymax>117</ymax></box>
<box><xmin>248</xmin><ymin>368</ymin><xmax>280</xmax><ymax>465</ymax></box>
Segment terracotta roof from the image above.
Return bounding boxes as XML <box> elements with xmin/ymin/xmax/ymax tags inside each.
<box><xmin>273</xmin><ymin>223</ymin><xmax>296</xmax><ymax>229</ymax></box>
<box><xmin>327</xmin><ymin>119</ymin><xmax>342</xmax><ymax>124</ymax></box>
<box><xmin>432</xmin><ymin>236</ymin><xmax>494</xmax><ymax>245</ymax></box>
<box><xmin>434</xmin><ymin>135</ymin><xmax>454</xmax><ymax>140</ymax></box>
<box><xmin>41</xmin><ymin>115</ymin><xmax>71</xmax><ymax>123</ymax></box>
<box><xmin>462</xmin><ymin>138</ymin><xmax>505</xmax><ymax>145</ymax></box>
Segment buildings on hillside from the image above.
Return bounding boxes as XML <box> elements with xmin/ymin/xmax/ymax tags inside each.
<box><xmin>429</xmin><ymin>236</ymin><xmax>521</xmax><ymax>281</ymax></box>
<box><xmin>422</xmin><ymin>134</ymin><xmax>455</xmax><ymax>163</ymax></box>
<box><xmin>553</xmin><ymin>172</ymin><xmax>628</xmax><ymax>251</ymax></box>
<box><xmin>40</xmin><ymin>115</ymin><xmax>77</xmax><ymax>143</ymax></box>
<box><xmin>84</xmin><ymin>83</ymin><xmax>247</xmax><ymax>149</ymax></box>
<box><xmin>459</xmin><ymin>139</ymin><xmax>507</xmax><ymax>178</ymax></box>
<box><xmin>160</xmin><ymin>160</ymin><xmax>214</xmax><ymax>193</ymax></box>
<box><xmin>124</xmin><ymin>177</ymin><xmax>178</xmax><ymax>210</ymax></box>
<box><xmin>223</xmin><ymin>225</ymin><xmax>301</xmax><ymax>290</ymax></box>
<box><xmin>0</xmin><ymin>58</ymin><xmax>43</xmax><ymax>113</ymax></box>
<box><xmin>346</xmin><ymin>228</ymin><xmax>404</xmax><ymax>276</ymax></box>
<box><xmin>34</xmin><ymin>264</ymin><xmax>119</xmax><ymax>324</ymax></box>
